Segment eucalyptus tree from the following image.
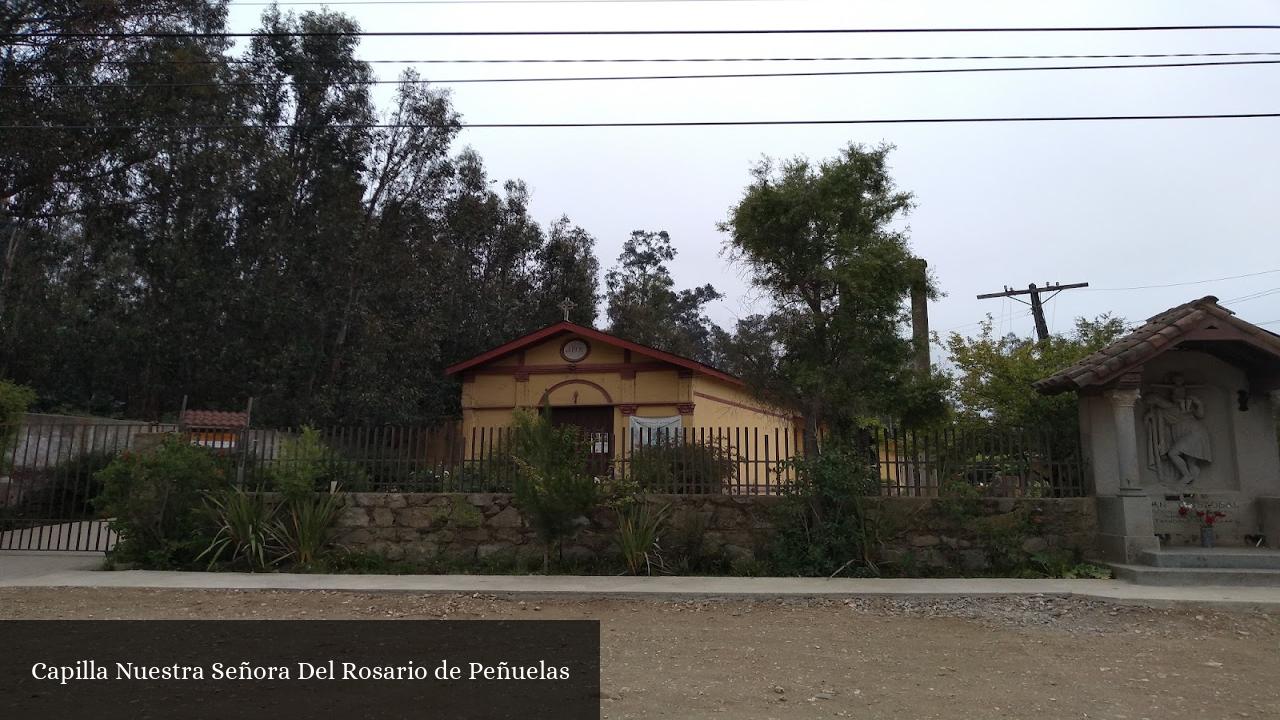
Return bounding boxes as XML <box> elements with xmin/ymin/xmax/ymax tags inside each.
<box><xmin>2</xmin><ymin>3</ymin><xmax>603</xmax><ymax>424</ymax></box>
<box><xmin>1</xmin><ymin>0</ymin><xmax>238</xmax><ymax>415</ymax></box>
<box><xmin>531</xmin><ymin>216</ymin><xmax>601</xmax><ymax>328</ymax></box>
<box><xmin>605</xmin><ymin>230</ymin><xmax>723</xmax><ymax>364</ymax></box>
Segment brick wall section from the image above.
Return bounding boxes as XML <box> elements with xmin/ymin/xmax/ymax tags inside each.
<box><xmin>334</xmin><ymin>493</ymin><xmax>1098</xmax><ymax>570</ymax></box>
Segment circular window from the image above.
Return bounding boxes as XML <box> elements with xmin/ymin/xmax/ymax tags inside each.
<box><xmin>560</xmin><ymin>338</ymin><xmax>590</xmax><ymax>362</ymax></box>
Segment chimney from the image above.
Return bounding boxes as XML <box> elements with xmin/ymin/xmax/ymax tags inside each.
<box><xmin>910</xmin><ymin>259</ymin><xmax>930</xmax><ymax>374</ymax></box>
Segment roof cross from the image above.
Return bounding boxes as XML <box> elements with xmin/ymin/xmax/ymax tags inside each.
<box><xmin>557</xmin><ymin>297</ymin><xmax>577</xmax><ymax>322</ymax></box>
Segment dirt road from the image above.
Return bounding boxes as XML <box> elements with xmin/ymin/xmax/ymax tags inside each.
<box><xmin>1</xmin><ymin>587</ymin><xmax>1276</xmax><ymax>719</ymax></box>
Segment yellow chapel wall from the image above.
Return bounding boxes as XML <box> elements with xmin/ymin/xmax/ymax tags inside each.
<box><xmin>459</xmin><ymin>331</ymin><xmax>693</xmax><ymax>446</ymax></box>
<box><xmin>689</xmin><ymin>376</ymin><xmax>801</xmax><ymax>489</ymax></box>
<box><xmin>457</xmin><ymin>331</ymin><xmax>812</xmax><ymax>491</ymax></box>
<box><xmin>690</xmin><ymin>376</ymin><xmax>795</xmax><ymax>432</ymax></box>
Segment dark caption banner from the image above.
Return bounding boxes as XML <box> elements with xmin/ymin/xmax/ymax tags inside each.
<box><xmin>0</xmin><ymin>620</ymin><xmax>600</xmax><ymax>719</ymax></box>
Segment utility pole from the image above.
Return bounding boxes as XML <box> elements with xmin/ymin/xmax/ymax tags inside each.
<box><xmin>976</xmin><ymin>281</ymin><xmax>1089</xmax><ymax>341</ymax></box>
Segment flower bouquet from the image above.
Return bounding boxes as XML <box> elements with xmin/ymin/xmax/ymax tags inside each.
<box><xmin>1179</xmin><ymin>502</ymin><xmax>1225</xmax><ymax>547</ymax></box>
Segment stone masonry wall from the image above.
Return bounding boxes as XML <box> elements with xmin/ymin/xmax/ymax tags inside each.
<box><xmin>867</xmin><ymin>496</ymin><xmax>1099</xmax><ymax>573</ymax></box>
<box><xmin>334</xmin><ymin>493</ymin><xmax>1098</xmax><ymax>572</ymax></box>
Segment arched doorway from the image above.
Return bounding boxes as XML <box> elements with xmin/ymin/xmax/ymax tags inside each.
<box><xmin>539</xmin><ymin>380</ymin><xmax>613</xmax><ymax>475</ymax></box>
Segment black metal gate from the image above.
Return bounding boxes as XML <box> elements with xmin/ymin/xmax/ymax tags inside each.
<box><xmin>0</xmin><ymin>420</ymin><xmax>158</xmax><ymax>552</ymax></box>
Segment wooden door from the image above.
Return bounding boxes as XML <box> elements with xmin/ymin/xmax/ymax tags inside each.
<box><xmin>549</xmin><ymin>406</ymin><xmax>613</xmax><ymax>476</ymax></box>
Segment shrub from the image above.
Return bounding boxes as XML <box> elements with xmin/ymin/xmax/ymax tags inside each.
<box><xmin>0</xmin><ymin>378</ymin><xmax>35</xmax><ymax>426</ymax></box>
<box><xmin>976</xmin><ymin>509</ymin><xmax>1035</xmax><ymax>573</ymax></box>
<box><xmin>249</xmin><ymin>429</ymin><xmax>352</xmax><ymax>566</ymax></box>
<box><xmin>94</xmin><ymin>436</ymin><xmax>229</xmax><ymax>567</ymax></box>
<box><xmin>273</xmin><ymin>490</ymin><xmax>344</xmax><ymax>566</ymax></box>
<box><xmin>305</xmin><ymin>548</ymin><xmax>432</xmax><ymax>575</ymax></box>
<box><xmin>1064</xmin><ymin>562</ymin><xmax>1112</xmax><ymax>579</ymax></box>
<box><xmin>0</xmin><ymin>379</ymin><xmax>36</xmax><ymax>471</ymax></box>
<box><xmin>664</xmin><ymin>510</ymin><xmax>726</xmax><ymax>574</ymax></box>
<box><xmin>453</xmin><ymin>456</ymin><xmax>520</xmax><ymax>492</ymax></box>
<box><xmin>933</xmin><ymin>479</ymin><xmax>983</xmax><ymax>526</ymax></box>
<box><xmin>728</xmin><ymin>555</ymin><xmax>768</xmax><ymax>577</ymax></box>
<box><xmin>508</xmin><ymin>409</ymin><xmax>599</xmax><ymax>571</ymax></box>
<box><xmin>1030</xmin><ymin>549</ymin><xmax>1113</xmax><ymax>579</ymax></box>
<box><xmin>198</xmin><ymin>486</ymin><xmax>278</xmax><ymax>570</ymax></box>
<box><xmin>628</xmin><ymin>439</ymin><xmax>736</xmax><ymax>493</ymax></box>
<box><xmin>769</xmin><ymin>443</ymin><xmax>881</xmax><ymax>577</ymax></box>
<box><xmin>615</xmin><ymin>502</ymin><xmax>669</xmax><ymax>575</ymax></box>
<box><xmin>270</xmin><ymin>427</ymin><xmax>366</xmax><ymax>497</ymax></box>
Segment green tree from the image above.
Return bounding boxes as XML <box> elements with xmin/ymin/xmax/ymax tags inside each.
<box><xmin>508</xmin><ymin>409</ymin><xmax>599</xmax><ymax>571</ymax></box>
<box><xmin>1</xmin><ymin>4</ymin><xmax>601</xmax><ymax>425</ymax></box>
<box><xmin>943</xmin><ymin>314</ymin><xmax>1127</xmax><ymax>442</ymax></box>
<box><xmin>719</xmin><ymin>143</ymin><xmax>941</xmax><ymax>449</ymax></box>
<box><xmin>605</xmin><ymin>231</ymin><xmax>724</xmax><ymax>364</ymax></box>
<box><xmin>1</xmin><ymin>1</ymin><xmax>237</xmax><ymax>416</ymax></box>
<box><xmin>531</xmin><ymin>216</ymin><xmax>601</xmax><ymax>327</ymax></box>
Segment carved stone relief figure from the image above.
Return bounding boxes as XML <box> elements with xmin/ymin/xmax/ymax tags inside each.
<box><xmin>1143</xmin><ymin>373</ymin><xmax>1213</xmax><ymax>485</ymax></box>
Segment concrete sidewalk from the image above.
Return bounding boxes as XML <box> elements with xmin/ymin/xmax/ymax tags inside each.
<box><xmin>3</xmin><ymin>551</ymin><xmax>1279</xmax><ymax>609</ymax></box>
<box><xmin>0</xmin><ymin>551</ymin><xmax>104</xmax><ymax>582</ymax></box>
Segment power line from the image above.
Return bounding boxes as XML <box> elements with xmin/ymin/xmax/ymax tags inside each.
<box><xmin>1085</xmin><ymin>268</ymin><xmax>1280</xmax><ymax>291</ymax></box>
<box><xmin>1223</xmin><ymin>286</ymin><xmax>1280</xmax><ymax>304</ymax></box>
<box><xmin>938</xmin><ymin>308</ymin><xmax>1036</xmax><ymax>336</ymax></box>
<box><xmin>10</xmin><ymin>112</ymin><xmax>1280</xmax><ymax>130</ymax></box>
<box><xmin>16</xmin><ymin>58</ymin><xmax>1280</xmax><ymax>89</ymax></box>
<box><xmin>14</xmin><ymin>25</ymin><xmax>1280</xmax><ymax>39</ymax></box>
<box><xmin>24</xmin><ymin>51</ymin><xmax>1280</xmax><ymax>66</ymax></box>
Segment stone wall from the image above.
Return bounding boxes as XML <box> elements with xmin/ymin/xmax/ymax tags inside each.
<box><xmin>334</xmin><ymin>493</ymin><xmax>1098</xmax><ymax>573</ymax></box>
<box><xmin>867</xmin><ymin>496</ymin><xmax>1099</xmax><ymax>573</ymax></box>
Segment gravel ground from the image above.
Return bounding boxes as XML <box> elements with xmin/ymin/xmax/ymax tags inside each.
<box><xmin>2</xmin><ymin>587</ymin><xmax>1277</xmax><ymax>719</ymax></box>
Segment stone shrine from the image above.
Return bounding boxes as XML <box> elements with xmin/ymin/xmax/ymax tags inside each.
<box><xmin>1035</xmin><ymin>296</ymin><xmax>1280</xmax><ymax>563</ymax></box>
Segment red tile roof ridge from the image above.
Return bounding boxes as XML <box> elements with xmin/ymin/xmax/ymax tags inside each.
<box><xmin>181</xmin><ymin>409</ymin><xmax>249</xmax><ymax>429</ymax></box>
<box><xmin>1034</xmin><ymin>296</ymin><xmax>1279</xmax><ymax>395</ymax></box>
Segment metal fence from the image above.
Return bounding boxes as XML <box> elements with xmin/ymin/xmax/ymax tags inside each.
<box><xmin>434</xmin><ymin>425</ymin><xmax>805</xmax><ymax>495</ymax></box>
<box><xmin>235</xmin><ymin>425</ymin><xmax>803</xmax><ymax>494</ymax></box>
<box><xmin>869</xmin><ymin>424</ymin><xmax>1087</xmax><ymax>498</ymax></box>
<box><xmin>1</xmin><ymin>419</ymin><xmax>1085</xmax><ymax>551</ymax></box>
<box><xmin>0</xmin><ymin>420</ymin><xmax>165</xmax><ymax>551</ymax></box>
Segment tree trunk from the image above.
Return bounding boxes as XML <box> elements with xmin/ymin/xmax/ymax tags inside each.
<box><xmin>0</xmin><ymin>222</ymin><xmax>20</xmax><ymax>332</ymax></box>
<box><xmin>327</xmin><ymin>282</ymin><xmax>360</xmax><ymax>385</ymax></box>
<box><xmin>0</xmin><ymin>223</ymin><xmax>20</xmax><ymax>374</ymax></box>
<box><xmin>804</xmin><ymin>401</ymin><xmax>822</xmax><ymax>458</ymax></box>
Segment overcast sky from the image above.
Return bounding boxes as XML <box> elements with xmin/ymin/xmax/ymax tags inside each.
<box><xmin>228</xmin><ymin>0</ymin><xmax>1280</xmax><ymax>354</ymax></box>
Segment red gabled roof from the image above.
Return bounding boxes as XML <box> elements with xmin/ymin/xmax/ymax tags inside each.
<box><xmin>181</xmin><ymin>409</ymin><xmax>249</xmax><ymax>429</ymax></box>
<box><xmin>444</xmin><ymin>321</ymin><xmax>744</xmax><ymax>386</ymax></box>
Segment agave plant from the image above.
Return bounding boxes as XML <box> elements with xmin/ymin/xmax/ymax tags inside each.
<box><xmin>198</xmin><ymin>486</ymin><xmax>278</xmax><ymax>570</ymax></box>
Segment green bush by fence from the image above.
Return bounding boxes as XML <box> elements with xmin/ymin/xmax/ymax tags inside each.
<box><xmin>0</xmin><ymin>379</ymin><xmax>36</xmax><ymax>471</ymax></box>
<box><xmin>627</xmin><ymin>439</ymin><xmax>737</xmax><ymax>494</ymax></box>
<box><xmin>93</xmin><ymin>436</ymin><xmax>231</xmax><ymax>567</ymax></box>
